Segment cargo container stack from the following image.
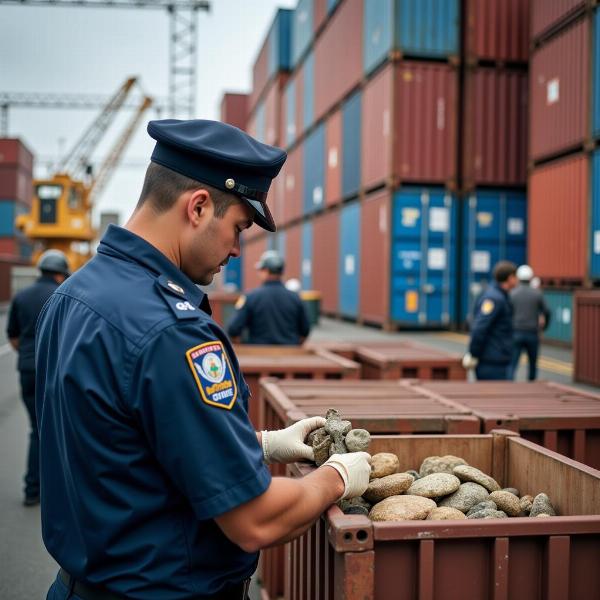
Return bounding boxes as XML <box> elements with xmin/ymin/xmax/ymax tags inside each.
<box><xmin>528</xmin><ymin>0</ymin><xmax>597</xmax><ymax>353</ymax></box>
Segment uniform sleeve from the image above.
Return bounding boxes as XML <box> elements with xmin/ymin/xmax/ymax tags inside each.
<box><xmin>468</xmin><ymin>298</ymin><xmax>500</xmax><ymax>358</ymax></box>
<box><xmin>227</xmin><ymin>296</ymin><xmax>250</xmax><ymax>338</ymax></box>
<box><xmin>127</xmin><ymin>321</ymin><xmax>271</xmax><ymax>520</ymax></box>
<box><xmin>297</xmin><ymin>298</ymin><xmax>310</xmax><ymax>338</ymax></box>
<box><xmin>6</xmin><ymin>297</ymin><xmax>20</xmax><ymax>340</ymax></box>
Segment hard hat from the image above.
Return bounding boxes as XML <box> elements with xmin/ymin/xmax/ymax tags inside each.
<box><xmin>37</xmin><ymin>249</ymin><xmax>70</xmax><ymax>276</ymax></box>
<box><xmin>285</xmin><ymin>278</ymin><xmax>301</xmax><ymax>293</ymax></box>
<box><xmin>255</xmin><ymin>250</ymin><xmax>284</xmax><ymax>274</ymax></box>
<box><xmin>516</xmin><ymin>264</ymin><xmax>534</xmax><ymax>281</ymax></box>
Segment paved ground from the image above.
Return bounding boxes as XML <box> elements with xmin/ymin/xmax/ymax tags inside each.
<box><xmin>0</xmin><ymin>309</ymin><xmax>593</xmax><ymax>597</ymax></box>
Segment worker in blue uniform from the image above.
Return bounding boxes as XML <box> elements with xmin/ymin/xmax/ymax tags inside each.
<box><xmin>227</xmin><ymin>250</ymin><xmax>310</xmax><ymax>345</ymax></box>
<box><xmin>463</xmin><ymin>261</ymin><xmax>518</xmax><ymax>380</ymax></box>
<box><xmin>36</xmin><ymin>119</ymin><xmax>371</xmax><ymax>600</ymax></box>
<box><xmin>6</xmin><ymin>249</ymin><xmax>69</xmax><ymax>506</ymax></box>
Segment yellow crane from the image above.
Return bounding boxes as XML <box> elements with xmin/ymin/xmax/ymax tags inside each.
<box><xmin>16</xmin><ymin>77</ymin><xmax>152</xmax><ymax>271</ymax></box>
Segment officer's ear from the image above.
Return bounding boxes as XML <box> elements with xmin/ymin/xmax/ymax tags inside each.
<box><xmin>186</xmin><ymin>188</ymin><xmax>211</xmax><ymax>226</ymax></box>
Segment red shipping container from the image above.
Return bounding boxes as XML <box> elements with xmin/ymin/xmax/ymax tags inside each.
<box><xmin>242</xmin><ymin>236</ymin><xmax>268</xmax><ymax>292</ymax></box>
<box><xmin>325</xmin><ymin>109</ymin><xmax>342</xmax><ymax>204</ymax></box>
<box><xmin>574</xmin><ymin>291</ymin><xmax>600</xmax><ymax>387</ymax></box>
<box><xmin>530</xmin><ymin>18</ymin><xmax>590</xmax><ymax>162</ymax></box>
<box><xmin>464</xmin><ymin>0</ymin><xmax>530</xmax><ymax>64</ymax></box>
<box><xmin>312</xmin><ymin>209</ymin><xmax>339</xmax><ymax>313</ymax></box>
<box><xmin>528</xmin><ymin>153</ymin><xmax>589</xmax><ymax>281</ymax></box>
<box><xmin>220</xmin><ymin>93</ymin><xmax>248</xmax><ymax>131</ymax></box>
<box><xmin>531</xmin><ymin>0</ymin><xmax>588</xmax><ymax>41</ymax></box>
<box><xmin>0</xmin><ymin>139</ymin><xmax>34</xmax><ymax>173</ymax></box>
<box><xmin>294</xmin><ymin>66</ymin><xmax>305</xmax><ymax>142</ymax></box>
<box><xmin>264</xmin><ymin>78</ymin><xmax>283</xmax><ymax>147</ymax></box>
<box><xmin>250</xmin><ymin>41</ymin><xmax>270</xmax><ymax>114</ymax></box>
<box><xmin>280</xmin><ymin>144</ymin><xmax>304</xmax><ymax>225</ymax></box>
<box><xmin>313</xmin><ymin>0</ymin><xmax>328</xmax><ymax>32</ymax></box>
<box><xmin>284</xmin><ymin>224</ymin><xmax>301</xmax><ymax>281</ymax></box>
<box><xmin>0</xmin><ymin>237</ymin><xmax>18</xmax><ymax>256</ymax></box>
<box><xmin>0</xmin><ymin>166</ymin><xmax>33</xmax><ymax>206</ymax></box>
<box><xmin>463</xmin><ymin>67</ymin><xmax>528</xmax><ymax>187</ymax></box>
<box><xmin>314</xmin><ymin>0</ymin><xmax>363</xmax><ymax>122</ymax></box>
<box><xmin>360</xmin><ymin>189</ymin><xmax>391</xmax><ymax>324</ymax></box>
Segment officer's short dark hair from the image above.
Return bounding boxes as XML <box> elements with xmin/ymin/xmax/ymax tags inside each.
<box><xmin>493</xmin><ymin>261</ymin><xmax>517</xmax><ymax>283</ymax></box>
<box><xmin>136</xmin><ymin>162</ymin><xmax>240</xmax><ymax>217</ymax></box>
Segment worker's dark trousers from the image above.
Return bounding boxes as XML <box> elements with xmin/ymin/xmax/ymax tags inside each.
<box><xmin>510</xmin><ymin>331</ymin><xmax>539</xmax><ymax>381</ymax></box>
<box><xmin>19</xmin><ymin>370</ymin><xmax>39</xmax><ymax>499</ymax></box>
<box><xmin>475</xmin><ymin>362</ymin><xmax>511</xmax><ymax>380</ymax></box>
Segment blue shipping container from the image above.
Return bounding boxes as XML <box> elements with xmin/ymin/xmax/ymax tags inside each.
<box><xmin>223</xmin><ymin>258</ymin><xmax>242</xmax><ymax>291</ymax></box>
<box><xmin>339</xmin><ymin>201</ymin><xmax>361</xmax><ymax>317</ymax></box>
<box><xmin>303</xmin><ymin>51</ymin><xmax>315</xmax><ymax>131</ymax></box>
<box><xmin>462</xmin><ymin>190</ymin><xmax>527</xmax><ymax>323</ymax></box>
<box><xmin>268</xmin><ymin>9</ymin><xmax>292</xmax><ymax>80</ymax></box>
<box><xmin>0</xmin><ymin>200</ymin><xmax>28</xmax><ymax>236</ymax></box>
<box><xmin>363</xmin><ymin>0</ymin><xmax>459</xmax><ymax>75</ymax></box>
<box><xmin>390</xmin><ymin>188</ymin><xmax>457</xmax><ymax>326</ymax></box>
<box><xmin>255</xmin><ymin>102</ymin><xmax>266</xmax><ymax>143</ymax></box>
<box><xmin>301</xmin><ymin>221</ymin><xmax>313</xmax><ymax>290</ymax></box>
<box><xmin>285</xmin><ymin>79</ymin><xmax>297</xmax><ymax>147</ymax></box>
<box><xmin>327</xmin><ymin>0</ymin><xmax>340</xmax><ymax>13</ymax></box>
<box><xmin>342</xmin><ymin>90</ymin><xmax>362</xmax><ymax>199</ymax></box>
<box><xmin>303</xmin><ymin>123</ymin><xmax>326</xmax><ymax>215</ymax></box>
<box><xmin>292</xmin><ymin>0</ymin><xmax>314</xmax><ymax>68</ymax></box>
<box><xmin>593</xmin><ymin>8</ymin><xmax>600</xmax><ymax>137</ymax></box>
<box><xmin>542</xmin><ymin>289</ymin><xmax>573</xmax><ymax>345</ymax></box>
<box><xmin>591</xmin><ymin>150</ymin><xmax>600</xmax><ymax>278</ymax></box>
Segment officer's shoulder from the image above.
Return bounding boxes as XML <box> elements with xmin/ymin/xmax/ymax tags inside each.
<box><xmin>154</xmin><ymin>275</ymin><xmax>204</xmax><ymax>322</ymax></box>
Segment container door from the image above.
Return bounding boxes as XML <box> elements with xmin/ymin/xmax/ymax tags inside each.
<box><xmin>543</xmin><ymin>290</ymin><xmax>573</xmax><ymax>344</ymax></box>
<box><xmin>303</xmin><ymin>124</ymin><xmax>326</xmax><ymax>215</ymax></box>
<box><xmin>301</xmin><ymin>221</ymin><xmax>313</xmax><ymax>290</ymax></box>
<box><xmin>303</xmin><ymin>51</ymin><xmax>315</xmax><ymax>131</ymax></box>
<box><xmin>591</xmin><ymin>150</ymin><xmax>600</xmax><ymax>278</ymax></box>
<box><xmin>339</xmin><ymin>201</ymin><xmax>360</xmax><ymax>316</ymax></box>
<box><xmin>342</xmin><ymin>90</ymin><xmax>362</xmax><ymax>200</ymax></box>
<box><xmin>292</xmin><ymin>0</ymin><xmax>314</xmax><ymax>67</ymax></box>
<box><xmin>363</xmin><ymin>0</ymin><xmax>393</xmax><ymax>75</ymax></box>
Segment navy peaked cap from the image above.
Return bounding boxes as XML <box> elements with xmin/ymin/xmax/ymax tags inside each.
<box><xmin>147</xmin><ymin>119</ymin><xmax>287</xmax><ymax>232</ymax></box>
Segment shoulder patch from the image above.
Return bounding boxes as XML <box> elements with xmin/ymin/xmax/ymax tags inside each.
<box><xmin>234</xmin><ymin>295</ymin><xmax>246</xmax><ymax>310</ymax></box>
<box><xmin>185</xmin><ymin>341</ymin><xmax>238</xmax><ymax>410</ymax></box>
<box><xmin>481</xmin><ymin>299</ymin><xmax>495</xmax><ymax>315</ymax></box>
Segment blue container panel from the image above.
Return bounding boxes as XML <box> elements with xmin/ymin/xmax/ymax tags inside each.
<box><xmin>593</xmin><ymin>8</ymin><xmax>600</xmax><ymax>137</ymax></box>
<box><xmin>303</xmin><ymin>124</ymin><xmax>326</xmax><ymax>215</ymax></box>
<box><xmin>591</xmin><ymin>150</ymin><xmax>600</xmax><ymax>278</ymax></box>
<box><xmin>255</xmin><ymin>103</ymin><xmax>266</xmax><ymax>144</ymax></box>
<box><xmin>0</xmin><ymin>200</ymin><xmax>26</xmax><ymax>236</ymax></box>
<box><xmin>302</xmin><ymin>221</ymin><xmax>313</xmax><ymax>290</ymax></box>
<box><xmin>543</xmin><ymin>290</ymin><xmax>573</xmax><ymax>344</ymax></box>
<box><xmin>342</xmin><ymin>90</ymin><xmax>362</xmax><ymax>199</ymax></box>
<box><xmin>363</xmin><ymin>0</ymin><xmax>393</xmax><ymax>75</ymax></box>
<box><xmin>286</xmin><ymin>80</ymin><xmax>297</xmax><ymax>146</ymax></box>
<box><xmin>339</xmin><ymin>202</ymin><xmax>361</xmax><ymax>317</ymax></box>
<box><xmin>327</xmin><ymin>0</ymin><xmax>340</xmax><ymax>12</ymax></box>
<box><xmin>391</xmin><ymin>276</ymin><xmax>455</xmax><ymax>325</ymax></box>
<box><xmin>292</xmin><ymin>0</ymin><xmax>314</xmax><ymax>67</ymax></box>
<box><xmin>223</xmin><ymin>258</ymin><xmax>242</xmax><ymax>291</ymax></box>
<box><xmin>303</xmin><ymin>51</ymin><xmax>315</xmax><ymax>130</ymax></box>
<box><xmin>268</xmin><ymin>9</ymin><xmax>292</xmax><ymax>79</ymax></box>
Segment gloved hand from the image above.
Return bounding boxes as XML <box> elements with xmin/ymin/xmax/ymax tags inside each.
<box><xmin>261</xmin><ymin>416</ymin><xmax>326</xmax><ymax>464</ymax></box>
<box><xmin>322</xmin><ymin>452</ymin><xmax>372</xmax><ymax>500</ymax></box>
<box><xmin>462</xmin><ymin>352</ymin><xmax>479</xmax><ymax>370</ymax></box>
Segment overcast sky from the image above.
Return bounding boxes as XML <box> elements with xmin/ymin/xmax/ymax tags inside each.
<box><xmin>1</xmin><ymin>0</ymin><xmax>295</xmax><ymax>223</ymax></box>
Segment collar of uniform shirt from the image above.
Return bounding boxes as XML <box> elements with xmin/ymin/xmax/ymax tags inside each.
<box><xmin>98</xmin><ymin>224</ymin><xmax>205</xmax><ymax>308</ymax></box>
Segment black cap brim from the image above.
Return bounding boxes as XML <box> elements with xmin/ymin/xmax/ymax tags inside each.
<box><xmin>242</xmin><ymin>197</ymin><xmax>276</xmax><ymax>232</ymax></box>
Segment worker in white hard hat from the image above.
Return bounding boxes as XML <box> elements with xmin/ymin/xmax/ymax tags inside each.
<box><xmin>509</xmin><ymin>264</ymin><xmax>551</xmax><ymax>380</ymax></box>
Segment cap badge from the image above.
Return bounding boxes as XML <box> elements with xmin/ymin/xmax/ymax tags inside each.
<box><xmin>167</xmin><ymin>281</ymin><xmax>184</xmax><ymax>294</ymax></box>
<box><xmin>225</xmin><ymin>178</ymin><xmax>235</xmax><ymax>190</ymax></box>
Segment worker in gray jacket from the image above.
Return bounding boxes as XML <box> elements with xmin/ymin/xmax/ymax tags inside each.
<box><xmin>509</xmin><ymin>265</ymin><xmax>551</xmax><ymax>380</ymax></box>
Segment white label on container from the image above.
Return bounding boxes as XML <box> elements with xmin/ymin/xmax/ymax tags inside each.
<box><xmin>428</xmin><ymin>248</ymin><xmax>446</xmax><ymax>270</ymax></box>
<box><xmin>561</xmin><ymin>308</ymin><xmax>571</xmax><ymax>324</ymax></box>
<box><xmin>344</xmin><ymin>254</ymin><xmax>355</xmax><ymax>275</ymax></box>
<box><xmin>286</xmin><ymin>174</ymin><xmax>295</xmax><ymax>191</ymax></box>
<box><xmin>547</xmin><ymin>78</ymin><xmax>559</xmax><ymax>105</ymax></box>
<box><xmin>371</xmin><ymin>26</ymin><xmax>381</xmax><ymax>45</ymax></box>
<box><xmin>299</xmin><ymin>8</ymin><xmax>308</xmax><ymax>23</ymax></box>
<box><xmin>287</xmin><ymin>123</ymin><xmax>296</xmax><ymax>137</ymax></box>
<box><xmin>471</xmin><ymin>251</ymin><xmax>491</xmax><ymax>273</ymax></box>
<box><xmin>399</xmin><ymin>250</ymin><xmax>420</xmax><ymax>270</ymax></box>
<box><xmin>313</xmin><ymin>186</ymin><xmax>323</xmax><ymax>205</ymax></box>
<box><xmin>594</xmin><ymin>230</ymin><xmax>600</xmax><ymax>254</ymax></box>
<box><xmin>302</xmin><ymin>259</ymin><xmax>311</xmax><ymax>276</ymax></box>
<box><xmin>383</xmin><ymin>109</ymin><xmax>390</xmax><ymax>137</ymax></box>
<box><xmin>477</xmin><ymin>212</ymin><xmax>493</xmax><ymax>228</ymax></box>
<box><xmin>429</xmin><ymin>207</ymin><xmax>449</xmax><ymax>232</ymax></box>
<box><xmin>436</xmin><ymin>98</ymin><xmax>445</xmax><ymax>130</ymax></box>
<box><xmin>328</xmin><ymin>147</ymin><xmax>338</xmax><ymax>169</ymax></box>
<box><xmin>507</xmin><ymin>218</ymin><xmax>524</xmax><ymax>235</ymax></box>
<box><xmin>379</xmin><ymin>205</ymin><xmax>387</xmax><ymax>233</ymax></box>
<box><xmin>401</xmin><ymin>207</ymin><xmax>420</xmax><ymax>227</ymax></box>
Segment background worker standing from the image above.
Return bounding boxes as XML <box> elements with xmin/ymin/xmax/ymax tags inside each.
<box><xmin>228</xmin><ymin>250</ymin><xmax>310</xmax><ymax>345</ymax></box>
<box><xmin>6</xmin><ymin>249</ymin><xmax>69</xmax><ymax>506</ymax></box>
<box><xmin>463</xmin><ymin>261</ymin><xmax>518</xmax><ymax>380</ymax></box>
<box><xmin>509</xmin><ymin>264</ymin><xmax>551</xmax><ymax>380</ymax></box>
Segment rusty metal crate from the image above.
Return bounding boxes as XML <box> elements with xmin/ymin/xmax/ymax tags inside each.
<box><xmin>284</xmin><ymin>431</ymin><xmax>600</xmax><ymax>600</ymax></box>
<box><xmin>235</xmin><ymin>347</ymin><xmax>360</xmax><ymax>428</ymax></box>
<box><xmin>408</xmin><ymin>380</ymin><xmax>600</xmax><ymax>470</ymax></box>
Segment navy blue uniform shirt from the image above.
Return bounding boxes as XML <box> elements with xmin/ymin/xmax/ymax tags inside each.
<box><xmin>6</xmin><ymin>274</ymin><xmax>60</xmax><ymax>372</ymax></box>
<box><xmin>35</xmin><ymin>225</ymin><xmax>271</xmax><ymax>599</ymax></box>
<box><xmin>227</xmin><ymin>280</ymin><xmax>310</xmax><ymax>345</ymax></box>
<box><xmin>468</xmin><ymin>282</ymin><xmax>514</xmax><ymax>364</ymax></box>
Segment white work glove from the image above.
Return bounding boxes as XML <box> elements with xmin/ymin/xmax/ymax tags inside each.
<box><xmin>462</xmin><ymin>352</ymin><xmax>479</xmax><ymax>370</ymax></box>
<box><xmin>322</xmin><ymin>452</ymin><xmax>372</xmax><ymax>500</ymax></box>
<box><xmin>261</xmin><ymin>416</ymin><xmax>326</xmax><ymax>464</ymax></box>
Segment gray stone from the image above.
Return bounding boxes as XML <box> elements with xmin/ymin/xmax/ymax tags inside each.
<box><xmin>426</xmin><ymin>507</ymin><xmax>466</xmax><ymax>520</ymax></box>
<box><xmin>501</xmin><ymin>487</ymin><xmax>520</xmax><ymax>497</ymax></box>
<box><xmin>405</xmin><ymin>470</ymin><xmax>420</xmax><ymax>480</ymax></box>
<box><xmin>340</xmin><ymin>496</ymin><xmax>372</xmax><ymax>511</ymax></box>
<box><xmin>535</xmin><ymin>513</ymin><xmax>552</xmax><ymax>518</ymax></box>
<box><xmin>345</xmin><ymin>429</ymin><xmax>371</xmax><ymax>452</ymax></box>
<box><xmin>489</xmin><ymin>491</ymin><xmax>521</xmax><ymax>517</ymax></box>
<box><xmin>343</xmin><ymin>505</ymin><xmax>370</xmax><ymax>516</ymax></box>
<box><xmin>438</xmin><ymin>482</ymin><xmax>489</xmax><ymax>513</ymax></box>
<box><xmin>371</xmin><ymin>453</ymin><xmax>399</xmax><ymax>479</ymax></box>
<box><xmin>313</xmin><ymin>436</ymin><xmax>332</xmax><ymax>466</ymax></box>
<box><xmin>363</xmin><ymin>473</ymin><xmax>414</xmax><ymax>503</ymax></box>
<box><xmin>325</xmin><ymin>410</ymin><xmax>352</xmax><ymax>454</ymax></box>
<box><xmin>519</xmin><ymin>495</ymin><xmax>534</xmax><ymax>514</ymax></box>
<box><xmin>466</xmin><ymin>501</ymin><xmax>497</xmax><ymax>517</ymax></box>
<box><xmin>529</xmin><ymin>493</ymin><xmax>557</xmax><ymax>517</ymax></box>
<box><xmin>453</xmin><ymin>465</ymin><xmax>501</xmax><ymax>492</ymax></box>
<box><xmin>407</xmin><ymin>473</ymin><xmax>461</xmax><ymax>499</ymax></box>
<box><xmin>467</xmin><ymin>509</ymin><xmax>508</xmax><ymax>519</ymax></box>
<box><xmin>369</xmin><ymin>495</ymin><xmax>437</xmax><ymax>521</ymax></box>
<box><xmin>419</xmin><ymin>455</ymin><xmax>468</xmax><ymax>477</ymax></box>
<box><xmin>307</xmin><ymin>427</ymin><xmax>328</xmax><ymax>447</ymax></box>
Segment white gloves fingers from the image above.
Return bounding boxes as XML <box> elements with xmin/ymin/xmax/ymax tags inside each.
<box><xmin>323</xmin><ymin>452</ymin><xmax>372</xmax><ymax>500</ymax></box>
<box><xmin>462</xmin><ymin>352</ymin><xmax>479</xmax><ymax>370</ymax></box>
<box><xmin>262</xmin><ymin>416</ymin><xmax>327</xmax><ymax>464</ymax></box>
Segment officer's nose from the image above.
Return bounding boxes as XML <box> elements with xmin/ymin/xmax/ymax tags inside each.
<box><xmin>230</xmin><ymin>237</ymin><xmax>241</xmax><ymax>258</ymax></box>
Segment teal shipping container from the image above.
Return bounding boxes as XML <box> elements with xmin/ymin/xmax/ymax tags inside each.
<box><xmin>292</xmin><ymin>0</ymin><xmax>314</xmax><ymax>68</ymax></box>
<box><xmin>363</xmin><ymin>0</ymin><xmax>459</xmax><ymax>75</ymax></box>
<box><xmin>542</xmin><ymin>289</ymin><xmax>573</xmax><ymax>345</ymax></box>
<box><xmin>301</xmin><ymin>221</ymin><xmax>313</xmax><ymax>290</ymax></box>
<box><xmin>223</xmin><ymin>258</ymin><xmax>242</xmax><ymax>291</ymax></box>
<box><xmin>268</xmin><ymin>9</ymin><xmax>292</xmax><ymax>80</ymax></box>
<box><xmin>339</xmin><ymin>201</ymin><xmax>361</xmax><ymax>317</ymax></box>
<box><xmin>593</xmin><ymin>8</ymin><xmax>600</xmax><ymax>138</ymax></box>
<box><xmin>341</xmin><ymin>90</ymin><xmax>362</xmax><ymax>199</ymax></box>
<box><xmin>303</xmin><ymin>124</ymin><xmax>326</xmax><ymax>215</ymax></box>
<box><xmin>0</xmin><ymin>200</ymin><xmax>28</xmax><ymax>236</ymax></box>
<box><xmin>390</xmin><ymin>187</ymin><xmax>457</xmax><ymax>326</ymax></box>
<box><xmin>592</xmin><ymin>146</ymin><xmax>600</xmax><ymax>279</ymax></box>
